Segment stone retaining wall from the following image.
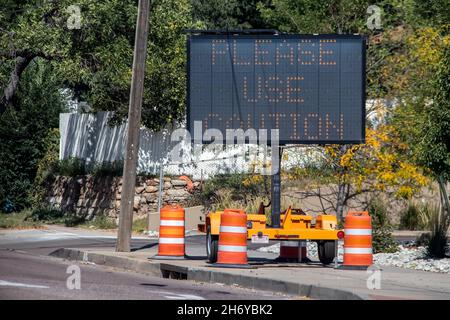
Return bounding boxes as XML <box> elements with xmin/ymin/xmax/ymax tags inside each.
<box><xmin>45</xmin><ymin>175</ymin><xmax>199</xmax><ymax>222</ymax></box>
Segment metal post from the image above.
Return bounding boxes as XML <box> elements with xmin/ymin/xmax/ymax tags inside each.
<box><xmin>334</xmin><ymin>240</ymin><xmax>338</xmax><ymax>269</ymax></box>
<box><xmin>271</xmin><ymin>147</ymin><xmax>282</xmax><ymax>228</ymax></box>
<box><xmin>157</xmin><ymin>162</ymin><xmax>164</xmax><ymax>216</ymax></box>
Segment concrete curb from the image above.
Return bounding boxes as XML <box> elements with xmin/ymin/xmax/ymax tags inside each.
<box><xmin>50</xmin><ymin>248</ymin><xmax>364</xmax><ymax>300</ymax></box>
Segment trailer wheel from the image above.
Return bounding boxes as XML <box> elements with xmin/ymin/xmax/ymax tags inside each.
<box><xmin>318</xmin><ymin>241</ymin><xmax>335</xmax><ymax>265</ymax></box>
<box><xmin>206</xmin><ymin>225</ymin><xmax>218</xmax><ymax>263</ymax></box>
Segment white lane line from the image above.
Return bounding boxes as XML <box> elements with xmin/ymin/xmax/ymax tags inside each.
<box><xmin>41</xmin><ymin>231</ymin><xmax>150</xmax><ymax>240</ymax></box>
<box><xmin>0</xmin><ymin>280</ymin><xmax>49</xmax><ymax>289</ymax></box>
<box><xmin>1</xmin><ymin>234</ymin><xmax>150</xmax><ymax>243</ymax></box>
<box><xmin>78</xmin><ymin>236</ymin><xmax>150</xmax><ymax>240</ymax></box>
<box><xmin>163</xmin><ymin>293</ymin><xmax>205</xmax><ymax>300</ymax></box>
<box><xmin>151</xmin><ymin>290</ymin><xmax>205</xmax><ymax>300</ymax></box>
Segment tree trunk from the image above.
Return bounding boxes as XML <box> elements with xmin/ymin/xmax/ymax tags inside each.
<box><xmin>335</xmin><ymin>145</ymin><xmax>349</xmax><ymax>224</ymax></box>
<box><xmin>0</xmin><ymin>54</ymin><xmax>36</xmax><ymax>113</ymax></box>
<box><xmin>438</xmin><ymin>175</ymin><xmax>449</xmax><ymax>217</ymax></box>
<box><xmin>336</xmin><ymin>182</ymin><xmax>347</xmax><ymax>224</ymax></box>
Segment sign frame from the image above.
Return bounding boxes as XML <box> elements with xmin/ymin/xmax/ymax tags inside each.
<box><xmin>186</xmin><ymin>33</ymin><xmax>366</xmax><ymax>145</ymax></box>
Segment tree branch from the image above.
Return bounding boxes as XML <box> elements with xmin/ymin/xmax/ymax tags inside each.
<box><xmin>0</xmin><ymin>50</ymin><xmax>54</xmax><ymax>113</ymax></box>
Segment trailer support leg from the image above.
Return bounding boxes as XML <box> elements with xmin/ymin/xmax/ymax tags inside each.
<box><xmin>271</xmin><ymin>147</ymin><xmax>282</xmax><ymax>228</ymax></box>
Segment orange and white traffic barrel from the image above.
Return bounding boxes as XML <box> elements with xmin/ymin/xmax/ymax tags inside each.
<box><xmin>154</xmin><ymin>205</ymin><xmax>185</xmax><ymax>259</ymax></box>
<box><xmin>214</xmin><ymin>209</ymin><xmax>252</xmax><ymax>268</ymax></box>
<box><xmin>278</xmin><ymin>241</ymin><xmax>308</xmax><ymax>262</ymax></box>
<box><xmin>342</xmin><ymin>211</ymin><xmax>373</xmax><ymax>269</ymax></box>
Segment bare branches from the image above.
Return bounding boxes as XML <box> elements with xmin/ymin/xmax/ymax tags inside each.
<box><xmin>283</xmin><ymin>182</ymin><xmax>376</xmax><ymax>218</ymax></box>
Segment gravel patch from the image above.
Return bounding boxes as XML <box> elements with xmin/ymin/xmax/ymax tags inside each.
<box><xmin>373</xmin><ymin>245</ymin><xmax>450</xmax><ymax>274</ymax></box>
<box><xmin>257</xmin><ymin>242</ymin><xmax>450</xmax><ymax>273</ymax></box>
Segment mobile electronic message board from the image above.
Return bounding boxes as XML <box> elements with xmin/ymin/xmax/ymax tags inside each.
<box><xmin>187</xmin><ymin>33</ymin><xmax>366</xmax><ymax>144</ymax></box>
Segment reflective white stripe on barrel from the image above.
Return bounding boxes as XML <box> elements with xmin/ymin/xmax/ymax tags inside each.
<box><xmin>344</xmin><ymin>247</ymin><xmax>373</xmax><ymax>254</ymax></box>
<box><xmin>218</xmin><ymin>245</ymin><xmax>247</xmax><ymax>253</ymax></box>
<box><xmin>160</xmin><ymin>220</ymin><xmax>184</xmax><ymax>227</ymax></box>
<box><xmin>219</xmin><ymin>226</ymin><xmax>247</xmax><ymax>234</ymax></box>
<box><xmin>344</xmin><ymin>229</ymin><xmax>372</xmax><ymax>236</ymax></box>
<box><xmin>159</xmin><ymin>237</ymin><xmax>185</xmax><ymax>244</ymax></box>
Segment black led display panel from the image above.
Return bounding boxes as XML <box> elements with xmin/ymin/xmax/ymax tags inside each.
<box><xmin>187</xmin><ymin>34</ymin><xmax>366</xmax><ymax>144</ymax></box>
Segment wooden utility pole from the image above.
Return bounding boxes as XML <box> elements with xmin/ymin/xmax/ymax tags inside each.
<box><xmin>116</xmin><ymin>0</ymin><xmax>150</xmax><ymax>252</ymax></box>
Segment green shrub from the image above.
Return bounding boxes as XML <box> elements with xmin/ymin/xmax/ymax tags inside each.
<box><xmin>427</xmin><ymin>207</ymin><xmax>449</xmax><ymax>258</ymax></box>
<box><xmin>368</xmin><ymin>198</ymin><xmax>399</xmax><ymax>253</ymax></box>
<box><xmin>85</xmin><ymin>215</ymin><xmax>116</xmax><ymax>229</ymax></box>
<box><xmin>132</xmin><ymin>217</ymin><xmax>148</xmax><ymax>233</ymax></box>
<box><xmin>203</xmin><ymin>173</ymin><xmax>266</xmax><ymax>197</ymax></box>
<box><xmin>92</xmin><ymin>161</ymin><xmax>123</xmax><ymax>177</ymax></box>
<box><xmin>0</xmin><ymin>60</ymin><xmax>65</xmax><ymax>212</ymax></box>
<box><xmin>30</xmin><ymin>207</ymin><xmax>66</xmax><ymax>223</ymax></box>
<box><xmin>49</xmin><ymin>158</ymin><xmax>125</xmax><ymax>178</ymax></box>
<box><xmin>56</xmin><ymin>157</ymin><xmax>87</xmax><ymax>176</ymax></box>
<box><xmin>30</xmin><ymin>128</ymin><xmax>60</xmax><ymax>208</ymax></box>
<box><xmin>0</xmin><ymin>210</ymin><xmax>42</xmax><ymax>229</ymax></box>
<box><xmin>415</xmin><ymin>232</ymin><xmax>431</xmax><ymax>246</ymax></box>
<box><xmin>399</xmin><ymin>201</ymin><xmax>434</xmax><ymax>230</ymax></box>
<box><xmin>29</xmin><ymin>206</ymin><xmax>85</xmax><ymax>227</ymax></box>
<box><xmin>198</xmin><ymin>173</ymin><xmax>269</xmax><ymax>210</ymax></box>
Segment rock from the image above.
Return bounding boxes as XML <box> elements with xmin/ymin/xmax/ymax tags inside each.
<box><xmin>145</xmin><ymin>186</ymin><xmax>158</xmax><ymax>193</ymax></box>
<box><xmin>167</xmin><ymin>189</ymin><xmax>189</xmax><ymax>197</ymax></box>
<box><xmin>373</xmin><ymin>245</ymin><xmax>450</xmax><ymax>274</ymax></box>
<box><xmin>135</xmin><ymin>186</ymin><xmax>145</xmax><ymax>194</ymax></box>
<box><xmin>133</xmin><ymin>196</ymin><xmax>140</xmax><ymax>210</ymax></box>
<box><xmin>145</xmin><ymin>194</ymin><xmax>158</xmax><ymax>203</ymax></box>
<box><xmin>171</xmin><ymin>179</ymin><xmax>187</xmax><ymax>187</ymax></box>
<box><xmin>86</xmin><ymin>208</ymin><xmax>95</xmax><ymax>220</ymax></box>
<box><xmin>163</xmin><ymin>181</ymin><xmax>171</xmax><ymax>189</ymax></box>
<box><xmin>107</xmin><ymin>209</ymin><xmax>116</xmax><ymax>217</ymax></box>
<box><xmin>146</xmin><ymin>179</ymin><xmax>158</xmax><ymax>186</ymax></box>
<box><xmin>116</xmin><ymin>193</ymin><xmax>121</xmax><ymax>200</ymax></box>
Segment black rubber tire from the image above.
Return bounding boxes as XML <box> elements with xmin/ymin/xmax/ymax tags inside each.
<box><xmin>318</xmin><ymin>240</ymin><xmax>336</xmax><ymax>265</ymax></box>
<box><xmin>206</xmin><ymin>226</ymin><xmax>219</xmax><ymax>263</ymax></box>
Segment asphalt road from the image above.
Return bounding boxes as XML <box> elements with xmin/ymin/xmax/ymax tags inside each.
<box><xmin>0</xmin><ymin>228</ymin><xmax>291</xmax><ymax>300</ymax></box>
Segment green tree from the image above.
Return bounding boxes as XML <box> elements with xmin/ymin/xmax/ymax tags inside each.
<box><xmin>190</xmin><ymin>0</ymin><xmax>269</xmax><ymax>29</ymax></box>
<box><xmin>413</xmin><ymin>0</ymin><xmax>450</xmax><ymax>27</ymax></box>
<box><xmin>417</xmin><ymin>45</ymin><xmax>450</xmax><ymax>215</ymax></box>
<box><xmin>1</xmin><ymin>0</ymin><xmax>198</xmax><ymax>131</ymax></box>
<box><xmin>0</xmin><ymin>60</ymin><xmax>65</xmax><ymax>211</ymax></box>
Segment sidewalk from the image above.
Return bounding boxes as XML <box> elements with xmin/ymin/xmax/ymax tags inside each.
<box><xmin>50</xmin><ymin>240</ymin><xmax>450</xmax><ymax>300</ymax></box>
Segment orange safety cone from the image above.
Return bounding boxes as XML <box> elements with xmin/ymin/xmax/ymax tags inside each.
<box><xmin>277</xmin><ymin>241</ymin><xmax>309</xmax><ymax>262</ymax></box>
<box><xmin>341</xmin><ymin>211</ymin><xmax>373</xmax><ymax>269</ymax></box>
<box><xmin>153</xmin><ymin>205</ymin><xmax>186</xmax><ymax>260</ymax></box>
<box><xmin>212</xmin><ymin>209</ymin><xmax>253</xmax><ymax>268</ymax></box>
